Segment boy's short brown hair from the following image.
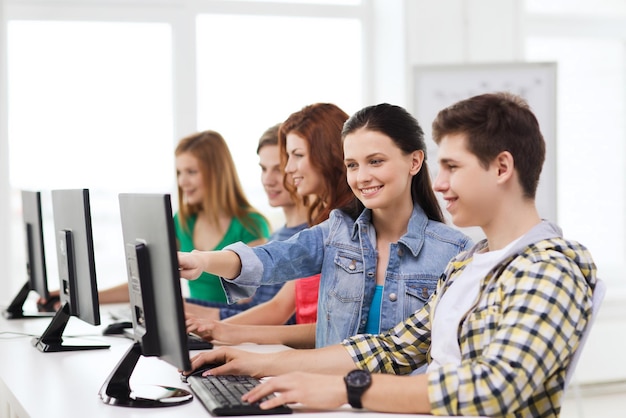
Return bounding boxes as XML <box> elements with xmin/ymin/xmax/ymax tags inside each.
<box><xmin>432</xmin><ymin>92</ymin><xmax>545</xmax><ymax>199</ymax></box>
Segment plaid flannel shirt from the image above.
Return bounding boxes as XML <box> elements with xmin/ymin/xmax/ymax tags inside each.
<box><xmin>342</xmin><ymin>237</ymin><xmax>597</xmax><ymax>417</ymax></box>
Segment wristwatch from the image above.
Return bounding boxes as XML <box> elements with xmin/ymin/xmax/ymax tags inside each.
<box><xmin>344</xmin><ymin>369</ymin><xmax>372</xmax><ymax>409</ymax></box>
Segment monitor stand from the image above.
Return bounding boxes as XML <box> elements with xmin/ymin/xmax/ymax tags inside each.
<box><xmin>2</xmin><ymin>281</ymin><xmax>56</xmax><ymax>319</ymax></box>
<box><xmin>31</xmin><ymin>302</ymin><xmax>110</xmax><ymax>352</ymax></box>
<box><xmin>99</xmin><ymin>342</ymin><xmax>193</xmax><ymax>407</ymax></box>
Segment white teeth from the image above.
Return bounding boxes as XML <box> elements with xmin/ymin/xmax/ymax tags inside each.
<box><xmin>361</xmin><ymin>186</ymin><xmax>381</xmax><ymax>194</ymax></box>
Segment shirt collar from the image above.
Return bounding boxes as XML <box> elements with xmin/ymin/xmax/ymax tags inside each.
<box><xmin>350</xmin><ymin>205</ymin><xmax>428</xmax><ymax>257</ymax></box>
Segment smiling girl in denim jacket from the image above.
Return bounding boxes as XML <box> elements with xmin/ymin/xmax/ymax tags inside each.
<box><xmin>180</xmin><ymin>103</ymin><xmax>472</xmax><ymax>348</ymax></box>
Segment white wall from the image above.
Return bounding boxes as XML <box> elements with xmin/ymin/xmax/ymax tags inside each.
<box><xmin>368</xmin><ymin>0</ymin><xmax>406</xmax><ymax>105</ymax></box>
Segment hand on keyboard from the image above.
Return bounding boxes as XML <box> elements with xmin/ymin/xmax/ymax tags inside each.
<box><xmin>188</xmin><ymin>374</ymin><xmax>292</xmax><ymax>416</ymax></box>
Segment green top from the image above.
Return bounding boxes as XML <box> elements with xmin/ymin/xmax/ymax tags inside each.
<box><xmin>174</xmin><ymin>212</ymin><xmax>271</xmax><ymax>303</ymax></box>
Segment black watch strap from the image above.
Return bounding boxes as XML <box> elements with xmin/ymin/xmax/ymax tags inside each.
<box><xmin>344</xmin><ymin>369</ymin><xmax>372</xmax><ymax>409</ymax></box>
<box><xmin>347</xmin><ymin>389</ymin><xmax>364</xmax><ymax>409</ymax></box>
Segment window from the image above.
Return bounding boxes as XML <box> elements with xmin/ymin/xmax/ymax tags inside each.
<box><xmin>8</xmin><ymin>20</ymin><xmax>174</xmax><ymax>291</ymax></box>
<box><xmin>196</xmin><ymin>13</ymin><xmax>362</xmax><ymax>223</ymax></box>
<box><xmin>2</xmin><ymin>1</ymin><xmax>367</xmax><ymax>296</ymax></box>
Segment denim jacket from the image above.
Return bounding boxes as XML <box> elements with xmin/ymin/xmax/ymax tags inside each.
<box><xmin>221</xmin><ymin>205</ymin><xmax>472</xmax><ymax>348</ymax></box>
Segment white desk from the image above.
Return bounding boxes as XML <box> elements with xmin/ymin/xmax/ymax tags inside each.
<box><xmin>0</xmin><ymin>305</ymin><xmax>445</xmax><ymax>418</ymax></box>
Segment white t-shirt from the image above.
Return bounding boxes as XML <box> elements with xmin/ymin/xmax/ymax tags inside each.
<box><xmin>427</xmin><ymin>237</ymin><xmax>522</xmax><ymax>372</ymax></box>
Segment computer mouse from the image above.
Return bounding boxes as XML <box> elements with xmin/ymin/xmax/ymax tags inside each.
<box><xmin>102</xmin><ymin>321</ymin><xmax>133</xmax><ymax>335</ymax></box>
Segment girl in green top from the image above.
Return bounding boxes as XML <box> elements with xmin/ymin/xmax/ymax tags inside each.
<box><xmin>174</xmin><ymin>130</ymin><xmax>270</xmax><ymax>303</ymax></box>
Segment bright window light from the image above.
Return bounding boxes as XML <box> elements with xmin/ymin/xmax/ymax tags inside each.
<box><xmin>7</xmin><ymin>20</ymin><xmax>174</xmax><ymax>290</ymax></box>
<box><xmin>196</xmin><ymin>14</ymin><xmax>362</xmax><ymax>225</ymax></box>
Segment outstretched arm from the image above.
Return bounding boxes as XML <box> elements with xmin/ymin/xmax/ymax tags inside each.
<box><xmin>185</xmin><ymin>282</ymin><xmax>317</xmax><ymax>348</ymax></box>
<box><xmin>189</xmin><ymin>343</ymin><xmax>355</xmax><ymax>378</ymax></box>
<box><xmin>187</xmin><ymin>321</ymin><xmax>316</xmax><ymax>349</ymax></box>
<box><xmin>98</xmin><ymin>283</ymin><xmax>131</xmax><ymax>304</ymax></box>
<box><xmin>178</xmin><ymin>249</ymin><xmax>242</xmax><ymax>281</ymax></box>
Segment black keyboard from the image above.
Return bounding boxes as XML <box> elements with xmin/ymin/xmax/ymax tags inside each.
<box><xmin>120</xmin><ymin>326</ymin><xmax>213</xmax><ymax>350</ymax></box>
<box><xmin>187</xmin><ymin>332</ymin><xmax>214</xmax><ymax>350</ymax></box>
<box><xmin>188</xmin><ymin>375</ymin><xmax>292</xmax><ymax>416</ymax></box>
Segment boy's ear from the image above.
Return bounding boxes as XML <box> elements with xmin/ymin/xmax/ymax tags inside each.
<box><xmin>494</xmin><ymin>151</ymin><xmax>515</xmax><ymax>183</ymax></box>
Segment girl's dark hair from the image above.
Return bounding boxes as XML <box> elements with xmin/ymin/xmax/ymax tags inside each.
<box><xmin>342</xmin><ymin>103</ymin><xmax>444</xmax><ymax>223</ymax></box>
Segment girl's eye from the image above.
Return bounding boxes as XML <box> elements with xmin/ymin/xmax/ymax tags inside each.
<box><xmin>346</xmin><ymin>162</ymin><xmax>357</xmax><ymax>169</ymax></box>
<box><xmin>370</xmin><ymin>159</ymin><xmax>383</xmax><ymax>165</ymax></box>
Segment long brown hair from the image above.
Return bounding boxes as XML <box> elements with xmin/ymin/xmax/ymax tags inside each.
<box><xmin>278</xmin><ymin>103</ymin><xmax>357</xmax><ymax>226</ymax></box>
<box><xmin>175</xmin><ymin>130</ymin><xmax>269</xmax><ymax>236</ymax></box>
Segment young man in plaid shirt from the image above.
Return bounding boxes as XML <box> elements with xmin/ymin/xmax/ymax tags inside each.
<box><xmin>183</xmin><ymin>93</ymin><xmax>597</xmax><ymax>417</ymax></box>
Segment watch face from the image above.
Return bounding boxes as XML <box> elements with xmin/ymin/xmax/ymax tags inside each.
<box><xmin>347</xmin><ymin>370</ymin><xmax>371</xmax><ymax>388</ymax></box>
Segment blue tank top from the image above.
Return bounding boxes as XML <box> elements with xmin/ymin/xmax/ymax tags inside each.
<box><xmin>365</xmin><ymin>285</ymin><xmax>384</xmax><ymax>334</ymax></box>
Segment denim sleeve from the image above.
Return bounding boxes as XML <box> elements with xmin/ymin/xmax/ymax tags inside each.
<box><xmin>219</xmin><ymin>242</ymin><xmax>265</xmax><ymax>303</ymax></box>
<box><xmin>219</xmin><ymin>223</ymin><xmax>327</xmax><ymax>304</ymax></box>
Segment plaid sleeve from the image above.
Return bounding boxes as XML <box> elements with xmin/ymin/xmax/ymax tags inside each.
<box><xmin>427</xmin><ymin>248</ymin><xmax>594</xmax><ymax>417</ymax></box>
<box><xmin>342</xmin><ymin>286</ymin><xmax>437</xmax><ymax>374</ymax></box>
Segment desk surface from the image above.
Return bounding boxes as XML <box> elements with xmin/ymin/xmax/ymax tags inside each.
<box><xmin>0</xmin><ymin>303</ymin><xmax>445</xmax><ymax>418</ymax></box>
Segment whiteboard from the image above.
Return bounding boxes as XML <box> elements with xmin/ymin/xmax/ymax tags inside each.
<box><xmin>411</xmin><ymin>62</ymin><xmax>557</xmax><ymax>240</ymax></box>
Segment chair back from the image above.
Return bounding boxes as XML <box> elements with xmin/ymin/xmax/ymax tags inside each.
<box><xmin>564</xmin><ymin>278</ymin><xmax>607</xmax><ymax>389</ymax></box>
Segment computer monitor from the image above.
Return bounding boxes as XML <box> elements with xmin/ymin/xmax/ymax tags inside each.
<box><xmin>3</xmin><ymin>190</ymin><xmax>56</xmax><ymax>319</ymax></box>
<box><xmin>99</xmin><ymin>193</ymin><xmax>193</xmax><ymax>407</ymax></box>
<box><xmin>31</xmin><ymin>189</ymin><xmax>109</xmax><ymax>352</ymax></box>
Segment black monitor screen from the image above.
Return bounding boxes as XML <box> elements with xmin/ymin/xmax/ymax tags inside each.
<box><xmin>3</xmin><ymin>190</ymin><xmax>54</xmax><ymax>319</ymax></box>
<box><xmin>31</xmin><ymin>189</ymin><xmax>108</xmax><ymax>352</ymax></box>
<box><xmin>99</xmin><ymin>193</ymin><xmax>192</xmax><ymax>407</ymax></box>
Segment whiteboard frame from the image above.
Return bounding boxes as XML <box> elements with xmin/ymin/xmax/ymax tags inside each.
<box><xmin>410</xmin><ymin>62</ymin><xmax>557</xmax><ymax>240</ymax></box>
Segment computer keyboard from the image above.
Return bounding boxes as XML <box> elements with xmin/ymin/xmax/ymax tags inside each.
<box><xmin>118</xmin><ymin>325</ymin><xmax>213</xmax><ymax>350</ymax></box>
<box><xmin>187</xmin><ymin>332</ymin><xmax>214</xmax><ymax>350</ymax></box>
<box><xmin>108</xmin><ymin>307</ymin><xmax>212</xmax><ymax>349</ymax></box>
<box><xmin>188</xmin><ymin>375</ymin><xmax>292</xmax><ymax>416</ymax></box>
